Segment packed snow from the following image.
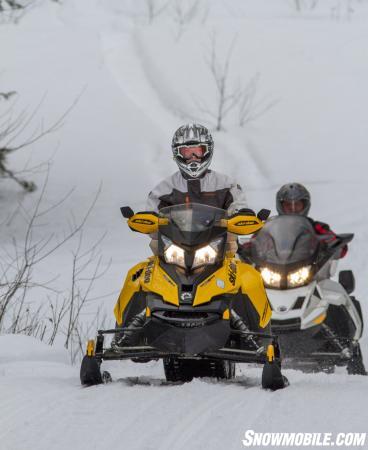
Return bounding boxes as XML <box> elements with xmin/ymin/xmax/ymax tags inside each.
<box><xmin>1</xmin><ymin>0</ymin><xmax>368</xmax><ymax>449</ymax></box>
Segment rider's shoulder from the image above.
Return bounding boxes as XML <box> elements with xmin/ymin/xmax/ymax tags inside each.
<box><xmin>152</xmin><ymin>171</ymin><xmax>183</xmax><ymax>191</ymax></box>
<box><xmin>204</xmin><ymin>170</ymin><xmax>238</xmax><ymax>188</ymax></box>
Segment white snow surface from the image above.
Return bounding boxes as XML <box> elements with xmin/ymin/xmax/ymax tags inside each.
<box><xmin>1</xmin><ymin>334</ymin><xmax>367</xmax><ymax>450</ymax></box>
<box><xmin>1</xmin><ymin>0</ymin><xmax>368</xmax><ymax>448</ymax></box>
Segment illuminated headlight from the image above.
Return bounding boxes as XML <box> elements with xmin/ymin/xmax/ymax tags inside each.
<box><xmin>287</xmin><ymin>266</ymin><xmax>311</xmax><ymax>287</ymax></box>
<box><xmin>164</xmin><ymin>244</ymin><xmax>185</xmax><ymax>268</ymax></box>
<box><xmin>192</xmin><ymin>245</ymin><xmax>217</xmax><ymax>269</ymax></box>
<box><xmin>192</xmin><ymin>238</ymin><xmax>222</xmax><ymax>269</ymax></box>
<box><xmin>260</xmin><ymin>267</ymin><xmax>282</xmax><ymax>288</ymax></box>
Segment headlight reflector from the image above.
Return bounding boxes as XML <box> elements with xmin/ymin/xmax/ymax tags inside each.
<box><xmin>260</xmin><ymin>267</ymin><xmax>281</xmax><ymax>288</ymax></box>
<box><xmin>192</xmin><ymin>238</ymin><xmax>222</xmax><ymax>269</ymax></box>
<box><xmin>192</xmin><ymin>245</ymin><xmax>217</xmax><ymax>269</ymax></box>
<box><xmin>163</xmin><ymin>236</ymin><xmax>222</xmax><ymax>269</ymax></box>
<box><xmin>287</xmin><ymin>266</ymin><xmax>311</xmax><ymax>287</ymax></box>
<box><xmin>164</xmin><ymin>244</ymin><xmax>185</xmax><ymax>268</ymax></box>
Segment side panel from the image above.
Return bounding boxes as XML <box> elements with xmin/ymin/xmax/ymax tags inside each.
<box><xmin>238</xmin><ymin>261</ymin><xmax>272</xmax><ymax>328</ymax></box>
<box><xmin>319</xmin><ymin>279</ymin><xmax>362</xmax><ymax>339</ymax></box>
<box><xmin>141</xmin><ymin>258</ymin><xmax>179</xmax><ymax>306</ymax></box>
<box><xmin>193</xmin><ymin>261</ymin><xmax>238</xmax><ymax>306</ymax></box>
<box><xmin>114</xmin><ymin>260</ymin><xmax>148</xmax><ymax>325</ymax></box>
<box><xmin>114</xmin><ymin>257</ymin><xmax>180</xmax><ymax>325</ymax></box>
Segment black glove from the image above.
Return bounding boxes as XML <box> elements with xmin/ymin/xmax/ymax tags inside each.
<box><xmin>228</xmin><ymin>208</ymin><xmax>256</xmax><ymax>219</ymax></box>
<box><xmin>237</xmin><ymin>208</ymin><xmax>256</xmax><ymax>216</ymax></box>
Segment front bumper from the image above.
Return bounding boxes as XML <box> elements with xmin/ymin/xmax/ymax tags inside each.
<box><xmin>142</xmin><ymin>314</ymin><xmax>230</xmax><ymax>354</ymax></box>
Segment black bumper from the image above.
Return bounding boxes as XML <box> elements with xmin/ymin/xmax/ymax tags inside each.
<box><xmin>142</xmin><ymin>315</ymin><xmax>231</xmax><ymax>354</ymax></box>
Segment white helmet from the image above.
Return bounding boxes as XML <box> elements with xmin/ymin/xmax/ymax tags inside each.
<box><xmin>172</xmin><ymin>123</ymin><xmax>214</xmax><ymax>178</ymax></box>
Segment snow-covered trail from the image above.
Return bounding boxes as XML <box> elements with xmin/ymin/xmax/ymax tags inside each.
<box><xmin>1</xmin><ymin>335</ymin><xmax>367</xmax><ymax>450</ymax></box>
<box><xmin>1</xmin><ymin>1</ymin><xmax>368</xmax><ymax>448</ymax></box>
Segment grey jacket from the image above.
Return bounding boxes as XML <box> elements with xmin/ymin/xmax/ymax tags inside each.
<box><xmin>146</xmin><ymin>170</ymin><xmax>248</xmax><ymax>214</ymax></box>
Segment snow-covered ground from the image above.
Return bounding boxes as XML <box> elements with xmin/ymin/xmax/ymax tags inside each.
<box><xmin>1</xmin><ymin>334</ymin><xmax>367</xmax><ymax>450</ymax></box>
<box><xmin>1</xmin><ymin>0</ymin><xmax>368</xmax><ymax>448</ymax></box>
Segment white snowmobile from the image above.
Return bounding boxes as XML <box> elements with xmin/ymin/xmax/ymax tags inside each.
<box><xmin>240</xmin><ymin>215</ymin><xmax>366</xmax><ymax>374</ymax></box>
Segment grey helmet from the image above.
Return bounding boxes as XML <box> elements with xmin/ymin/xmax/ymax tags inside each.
<box><xmin>172</xmin><ymin>123</ymin><xmax>214</xmax><ymax>178</ymax></box>
<box><xmin>276</xmin><ymin>183</ymin><xmax>311</xmax><ymax>216</ymax></box>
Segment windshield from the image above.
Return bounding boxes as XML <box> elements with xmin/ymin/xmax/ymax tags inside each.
<box><xmin>251</xmin><ymin>215</ymin><xmax>319</xmax><ymax>264</ymax></box>
<box><xmin>159</xmin><ymin>203</ymin><xmax>226</xmax><ymax>232</ymax></box>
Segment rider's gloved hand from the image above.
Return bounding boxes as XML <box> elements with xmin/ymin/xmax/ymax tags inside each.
<box><xmin>233</xmin><ymin>208</ymin><xmax>256</xmax><ymax>217</ymax></box>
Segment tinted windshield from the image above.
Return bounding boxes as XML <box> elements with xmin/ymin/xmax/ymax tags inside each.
<box><xmin>251</xmin><ymin>215</ymin><xmax>319</xmax><ymax>264</ymax></box>
<box><xmin>159</xmin><ymin>203</ymin><xmax>226</xmax><ymax>232</ymax></box>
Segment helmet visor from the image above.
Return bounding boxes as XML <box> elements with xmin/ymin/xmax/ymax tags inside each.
<box><xmin>281</xmin><ymin>199</ymin><xmax>306</xmax><ymax>214</ymax></box>
<box><xmin>176</xmin><ymin>144</ymin><xmax>209</xmax><ymax>161</ymax></box>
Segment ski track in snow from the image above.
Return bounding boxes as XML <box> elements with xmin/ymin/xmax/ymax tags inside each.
<box><xmin>2</xmin><ymin>343</ymin><xmax>367</xmax><ymax>450</ymax></box>
<box><xmin>100</xmin><ymin>23</ymin><xmax>270</xmax><ymax>189</ymax></box>
<box><xmin>1</xmin><ymin>324</ymin><xmax>368</xmax><ymax>449</ymax></box>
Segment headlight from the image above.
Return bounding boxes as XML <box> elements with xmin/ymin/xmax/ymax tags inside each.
<box><xmin>163</xmin><ymin>236</ymin><xmax>222</xmax><ymax>269</ymax></box>
<box><xmin>192</xmin><ymin>238</ymin><xmax>222</xmax><ymax>269</ymax></box>
<box><xmin>164</xmin><ymin>244</ymin><xmax>185</xmax><ymax>268</ymax></box>
<box><xmin>260</xmin><ymin>267</ymin><xmax>281</xmax><ymax>288</ymax></box>
<box><xmin>287</xmin><ymin>266</ymin><xmax>311</xmax><ymax>287</ymax></box>
<box><xmin>192</xmin><ymin>245</ymin><xmax>217</xmax><ymax>269</ymax></box>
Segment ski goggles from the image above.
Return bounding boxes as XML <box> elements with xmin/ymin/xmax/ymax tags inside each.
<box><xmin>176</xmin><ymin>144</ymin><xmax>209</xmax><ymax>161</ymax></box>
<box><xmin>281</xmin><ymin>200</ymin><xmax>306</xmax><ymax>214</ymax></box>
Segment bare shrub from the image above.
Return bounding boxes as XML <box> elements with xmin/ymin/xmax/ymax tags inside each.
<box><xmin>144</xmin><ymin>0</ymin><xmax>170</xmax><ymax>24</ymax></box>
<box><xmin>193</xmin><ymin>35</ymin><xmax>275</xmax><ymax>131</ymax></box>
<box><xmin>0</xmin><ymin>173</ymin><xmax>114</xmax><ymax>362</ymax></box>
<box><xmin>331</xmin><ymin>0</ymin><xmax>355</xmax><ymax>20</ymax></box>
<box><xmin>0</xmin><ymin>93</ymin><xmax>79</xmax><ymax>192</ymax></box>
<box><xmin>170</xmin><ymin>0</ymin><xmax>207</xmax><ymax>40</ymax></box>
<box><xmin>0</xmin><ymin>0</ymin><xmax>30</xmax><ymax>24</ymax></box>
<box><xmin>289</xmin><ymin>0</ymin><xmax>319</xmax><ymax>12</ymax></box>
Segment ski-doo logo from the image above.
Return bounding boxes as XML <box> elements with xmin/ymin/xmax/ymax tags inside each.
<box><xmin>228</xmin><ymin>261</ymin><xmax>237</xmax><ymax>286</ymax></box>
<box><xmin>133</xmin><ymin>218</ymin><xmax>155</xmax><ymax>225</ymax></box>
<box><xmin>144</xmin><ymin>260</ymin><xmax>155</xmax><ymax>284</ymax></box>
<box><xmin>235</xmin><ymin>220</ymin><xmax>257</xmax><ymax>226</ymax></box>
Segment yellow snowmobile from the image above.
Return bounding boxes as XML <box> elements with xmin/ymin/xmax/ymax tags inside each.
<box><xmin>80</xmin><ymin>203</ymin><xmax>288</xmax><ymax>390</ymax></box>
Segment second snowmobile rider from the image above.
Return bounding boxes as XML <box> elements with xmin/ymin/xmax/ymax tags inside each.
<box><xmin>276</xmin><ymin>183</ymin><xmax>348</xmax><ymax>259</ymax></box>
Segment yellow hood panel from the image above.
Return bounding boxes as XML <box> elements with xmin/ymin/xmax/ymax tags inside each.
<box><xmin>141</xmin><ymin>258</ymin><xmax>179</xmax><ymax>306</ymax></box>
<box><xmin>193</xmin><ymin>258</ymin><xmax>271</xmax><ymax>328</ymax></box>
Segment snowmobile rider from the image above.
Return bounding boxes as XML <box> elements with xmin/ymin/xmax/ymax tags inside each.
<box><xmin>111</xmin><ymin>123</ymin><xmax>265</xmax><ymax>349</ymax></box>
<box><xmin>146</xmin><ymin>123</ymin><xmax>251</xmax><ymax>214</ymax></box>
<box><xmin>146</xmin><ymin>123</ymin><xmax>255</xmax><ymax>254</ymax></box>
<box><xmin>239</xmin><ymin>182</ymin><xmax>347</xmax><ymax>263</ymax></box>
<box><xmin>276</xmin><ymin>183</ymin><xmax>347</xmax><ymax>258</ymax></box>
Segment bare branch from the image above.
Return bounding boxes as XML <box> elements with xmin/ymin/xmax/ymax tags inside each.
<box><xmin>0</xmin><ymin>90</ymin><xmax>83</xmax><ymax>192</ymax></box>
<box><xmin>0</xmin><ymin>167</ymin><xmax>104</xmax><ymax>337</ymax></box>
<box><xmin>145</xmin><ymin>0</ymin><xmax>170</xmax><ymax>24</ymax></box>
<box><xmin>170</xmin><ymin>0</ymin><xmax>201</xmax><ymax>40</ymax></box>
<box><xmin>0</xmin><ymin>91</ymin><xmax>17</xmax><ymax>101</ymax></box>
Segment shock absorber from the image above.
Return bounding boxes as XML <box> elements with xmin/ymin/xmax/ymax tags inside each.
<box><xmin>230</xmin><ymin>309</ymin><xmax>261</xmax><ymax>350</ymax></box>
<box><xmin>321</xmin><ymin>323</ymin><xmax>351</xmax><ymax>359</ymax></box>
<box><xmin>113</xmin><ymin>309</ymin><xmax>146</xmax><ymax>347</ymax></box>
